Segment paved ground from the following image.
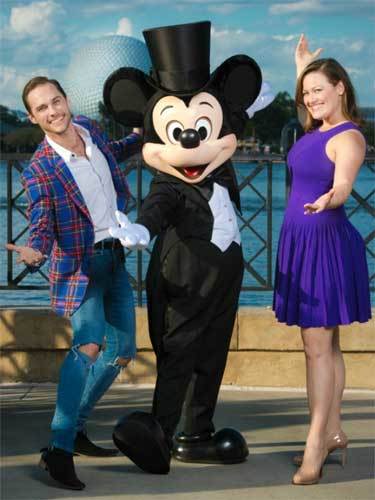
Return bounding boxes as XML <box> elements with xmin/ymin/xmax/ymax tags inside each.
<box><xmin>1</xmin><ymin>384</ymin><xmax>374</xmax><ymax>500</ymax></box>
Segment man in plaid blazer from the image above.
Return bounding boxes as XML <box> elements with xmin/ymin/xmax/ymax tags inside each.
<box><xmin>7</xmin><ymin>76</ymin><xmax>142</xmax><ymax>490</ymax></box>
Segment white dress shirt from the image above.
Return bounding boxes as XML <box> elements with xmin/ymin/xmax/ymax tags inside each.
<box><xmin>47</xmin><ymin>124</ymin><xmax>118</xmax><ymax>243</ymax></box>
<box><xmin>208</xmin><ymin>182</ymin><xmax>241</xmax><ymax>252</ymax></box>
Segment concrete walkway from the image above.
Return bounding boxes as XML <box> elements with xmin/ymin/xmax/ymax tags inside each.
<box><xmin>1</xmin><ymin>384</ymin><xmax>374</xmax><ymax>500</ymax></box>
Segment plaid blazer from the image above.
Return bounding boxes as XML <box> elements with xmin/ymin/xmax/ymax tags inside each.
<box><xmin>22</xmin><ymin>115</ymin><xmax>141</xmax><ymax>317</ymax></box>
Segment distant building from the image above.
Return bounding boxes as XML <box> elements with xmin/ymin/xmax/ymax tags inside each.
<box><xmin>64</xmin><ymin>36</ymin><xmax>151</xmax><ymax>120</ymax></box>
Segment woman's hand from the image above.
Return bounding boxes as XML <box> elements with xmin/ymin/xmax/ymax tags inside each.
<box><xmin>303</xmin><ymin>188</ymin><xmax>335</xmax><ymax>215</ymax></box>
<box><xmin>295</xmin><ymin>34</ymin><xmax>323</xmax><ymax>78</ymax></box>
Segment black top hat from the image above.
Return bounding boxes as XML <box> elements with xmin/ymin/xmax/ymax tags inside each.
<box><xmin>103</xmin><ymin>21</ymin><xmax>262</xmax><ymax>130</ymax></box>
<box><xmin>143</xmin><ymin>21</ymin><xmax>211</xmax><ymax>94</ymax></box>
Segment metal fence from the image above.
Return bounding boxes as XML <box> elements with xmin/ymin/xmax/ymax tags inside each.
<box><xmin>1</xmin><ymin>153</ymin><xmax>374</xmax><ymax>306</ymax></box>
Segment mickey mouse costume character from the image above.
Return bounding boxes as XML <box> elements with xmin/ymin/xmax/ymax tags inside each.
<box><xmin>103</xmin><ymin>21</ymin><xmax>262</xmax><ymax>474</ymax></box>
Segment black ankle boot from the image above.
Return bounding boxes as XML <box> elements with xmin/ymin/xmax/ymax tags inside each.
<box><xmin>39</xmin><ymin>447</ymin><xmax>85</xmax><ymax>490</ymax></box>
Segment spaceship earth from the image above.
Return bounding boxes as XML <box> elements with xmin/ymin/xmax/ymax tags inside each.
<box><xmin>63</xmin><ymin>36</ymin><xmax>151</xmax><ymax>120</ymax></box>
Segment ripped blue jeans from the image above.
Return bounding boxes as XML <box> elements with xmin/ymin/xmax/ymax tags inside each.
<box><xmin>51</xmin><ymin>246</ymin><xmax>136</xmax><ymax>452</ymax></box>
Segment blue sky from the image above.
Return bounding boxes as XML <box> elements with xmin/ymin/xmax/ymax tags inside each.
<box><xmin>1</xmin><ymin>0</ymin><xmax>374</xmax><ymax>110</ymax></box>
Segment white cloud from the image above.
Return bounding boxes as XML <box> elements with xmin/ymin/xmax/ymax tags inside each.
<box><xmin>83</xmin><ymin>2</ymin><xmax>130</xmax><ymax>15</ymax></box>
<box><xmin>318</xmin><ymin>36</ymin><xmax>368</xmax><ymax>60</ymax></box>
<box><xmin>0</xmin><ymin>65</ymin><xmax>50</xmax><ymax>109</ymax></box>
<box><xmin>83</xmin><ymin>0</ymin><xmax>169</xmax><ymax>16</ymax></box>
<box><xmin>272</xmin><ymin>34</ymin><xmax>299</xmax><ymax>42</ymax></box>
<box><xmin>270</xmin><ymin>0</ymin><xmax>325</xmax><ymax>16</ymax></box>
<box><xmin>116</xmin><ymin>17</ymin><xmax>133</xmax><ymax>36</ymax></box>
<box><xmin>347</xmin><ymin>41</ymin><xmax>364</xmax><ymax>53</ymax></box>
<box><xmin>2</xmin><ymin>0</ymin><xmax>69</xmax><ymax>74</ymax></box>
<box><xmin>208</xmin><ymin>3</ymin><xmax>242</xmax><ymax>15</ymax></box>
<box><xmin>211</xmin><ymin>26</ymin><xmax>261</xmax><ymax>44</ymax></box>
<box><xmin>270</xmin><ymin>0</ymin><xmax>375</xmax><ymax>16</ymax></box>
<box><xmin>8</xmin><ymin>0</ymin><xmax>65</xmax><ymax>40</ymax></box>
<box><xmin>346</xmin><ymin>67</ymin><xmax>366</xmax><ymax>77</ymax></box>
<box><xmin>82</xmin><ymin>0</ymin><xmax>251</xmax><ymax>16</ymax></box>
<box><xmin>210</xmin><ymin>26</ymin><xmax>269</xmax><ymax>83</ymax></box>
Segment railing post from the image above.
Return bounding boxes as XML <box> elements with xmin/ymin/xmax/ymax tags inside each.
<box><xmin>6</xmin><ymin>161</ymin><xmax>13</xmax><ymax>285</ymax></box>
<box><xmin>285</xmin><ymin>164</ymin><xmax>291</xmax><ymax>201</ymax></box>
<box><xmin>267</xmin><ymin>160</ymin><xmax>272</xmax><ymax>287</ymax></box>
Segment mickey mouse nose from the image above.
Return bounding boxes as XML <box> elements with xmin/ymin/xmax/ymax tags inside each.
<box><xmin>180</xmin><ymin>129</ymin><xmax>200</xmax><ymax>149</ymax></box>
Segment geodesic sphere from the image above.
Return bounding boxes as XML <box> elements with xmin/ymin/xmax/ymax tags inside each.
<box><xmin>63</xmin><ymin>35</ymin><xmax>151</xmax><ymax>120</ymax></box>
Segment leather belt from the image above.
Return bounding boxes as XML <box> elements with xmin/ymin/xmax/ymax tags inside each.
<box><xmin>93</xmin><ymin>238</ymin><xmax>122</xmax><ymax>250</ymax></box>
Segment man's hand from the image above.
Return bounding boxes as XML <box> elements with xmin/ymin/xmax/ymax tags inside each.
<box><xmin>6</xmin><ymin>244</ymin><xmax>44</xmax><ymax>266</ymax></box>
<box><xmin>109</xmin><ymin>211</ymin><xmax>150</xmax><ymax>249</ymax></box>
<box><xmin>304</xmin><ymin>188</ymin><xmax>335</xmax><ymax>215</ymax></box>
<box><xmin>295</xmin><ymin>34</ymin><xmax>323</xmax><ymax>78</ymax></box>
<box><xmin>132</xmin><ymin>127</ymin><xmax>143</xmax><ymax>137</ymax></box>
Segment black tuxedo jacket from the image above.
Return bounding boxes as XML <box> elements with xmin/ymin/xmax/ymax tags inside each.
<box><xmin>138</xmin><ymin>160</ymin><xmax>243</xmax><ymax>353</ymax></box>
<box><xmin>137</xmin><ymin>160</ymin><xmax>241</xmax><ymax>255</ymax></box>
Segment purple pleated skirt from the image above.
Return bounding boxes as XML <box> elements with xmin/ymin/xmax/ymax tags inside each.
<box><xmin>273</xmin><ymin>212</ymin><xmax>372</xmax><ymax>328</ymax></box>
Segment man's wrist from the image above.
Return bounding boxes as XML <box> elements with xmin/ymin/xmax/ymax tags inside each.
<box><xmin>132</xmin><ymin>127</ymin><xmax>143</xmax><ymax>136</ymax></box>
<box><xmin>31</xmin><ymin>247</ymin><xmax>48</xmax><ymax>260</ymax></box>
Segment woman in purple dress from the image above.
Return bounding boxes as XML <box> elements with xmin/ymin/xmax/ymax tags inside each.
<box><xmin>273</xmin><ymin>34</ymin><xmax>371</xmax><ymax>485</ymax></box>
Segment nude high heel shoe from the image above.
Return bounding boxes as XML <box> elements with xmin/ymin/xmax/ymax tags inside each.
<box><xmin>293</xmin><ymin>430</ymin><xmax>348</xmax><ymax>467</ymax></box>
<box><xmin>292</xmin><ymin>446</ymin><xmax>328</xmax><ymax>486</ymax></box>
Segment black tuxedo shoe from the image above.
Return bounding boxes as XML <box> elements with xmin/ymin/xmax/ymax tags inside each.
<box><xmin>113</xmin><ymin>411</ymin><xmax>171</xmax><ymax>474</ymax></box>
<box><xmin>39</xmin><ymin>447</ymin><xmax>85</xmax><ymax>490</ymax></box>
<box><xmin>173</xmin><ymin>428</ymin><xmax>249</xmax><ymax>464</ymax></box>
<box><xmin>74</xmin><ymin>431</ymin><xmax>119</xmax><ymax>457</ymax></box>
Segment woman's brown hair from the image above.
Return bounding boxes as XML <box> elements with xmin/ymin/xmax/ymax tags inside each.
<box><xmin>295</xmin><ymin>58</ymin><xmax>362</xmax><ymax>132</ymax></box>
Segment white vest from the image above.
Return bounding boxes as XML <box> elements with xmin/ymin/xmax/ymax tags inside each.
<box><xmin>208</xmin><ymin>182</ymin><xmax>241</xmax><ymax>252</ymax></box>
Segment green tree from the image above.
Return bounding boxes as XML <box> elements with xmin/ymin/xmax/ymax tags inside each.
<box><xmin>3</xmin><ymin>126</ymin><xmax>43</xmax><ymax>152</ymax></box>
<box><xmin>0</xmin><ymin>105</ymin><xmax>22</xmax><ymax>127</ymax></box>
<box><xmin>244</xmin><ymin>91</ymin><xmax>297</xmax><ymax>146</ymax></box>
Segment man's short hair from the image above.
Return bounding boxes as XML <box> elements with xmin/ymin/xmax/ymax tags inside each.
<box><xmin>22</xmin><ymin>76</ymin><xmax>66</xmax><ymax>113</ymax></box>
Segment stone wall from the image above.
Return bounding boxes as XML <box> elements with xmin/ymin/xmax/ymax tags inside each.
<box><xmin>1</xmin><ymin>307</ymin><xmax>374</xmax><ymax>388</ymax></box>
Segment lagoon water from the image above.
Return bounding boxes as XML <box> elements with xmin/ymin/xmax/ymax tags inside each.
<box><xmin>0</xmin><ymin>159</ymin><xmax>373</xmax><ymax>308</ymax></box>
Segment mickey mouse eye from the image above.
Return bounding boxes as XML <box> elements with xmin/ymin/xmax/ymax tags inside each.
<box><xmin>195</xmin><ymin>117</ymin><xmax>212</xmax><ymax>141</ymax></box>
<box><xmin>166</xmin><ymin>121</ymin><xmax>183</xmax><ymax>144</ymax></box>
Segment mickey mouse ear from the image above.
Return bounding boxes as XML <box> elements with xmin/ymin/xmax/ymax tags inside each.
<box><xmin>209</xmin><ymin>55</ymin><xmax>262</xmax><ymax>111</ymax></box>
<box><xmin>103</xmin><ymin>67</ymin><xmax>156</xmax><ymax>126</ymax></box>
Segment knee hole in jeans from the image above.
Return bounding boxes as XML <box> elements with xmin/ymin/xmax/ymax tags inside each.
<box><xmin>78</xmin><ymin>342</ymin><xmax>101</xmax><ymax>360</ymax></box>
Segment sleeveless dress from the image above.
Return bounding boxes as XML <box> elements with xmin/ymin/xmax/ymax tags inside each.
<box><xmin>273</xmin><ymin>121</ymin><xmax>371</xmax><ymax>327</ymax></box>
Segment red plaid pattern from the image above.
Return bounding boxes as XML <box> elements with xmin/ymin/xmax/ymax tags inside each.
<box><xmin>22</xmin><ymin>115</ymin><xmax>141</xmax><ymax>316</ymax></box>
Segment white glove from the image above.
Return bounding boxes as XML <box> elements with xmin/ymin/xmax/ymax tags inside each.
<box><xmin>109</xmin><ymin>211</ymin><xmax>150</xmax><ymax>249</ymax></box>
<box><xmin>246</xmin><ymin>81</ymin><xmax>275</xmax><ymax>118</ymax></box>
